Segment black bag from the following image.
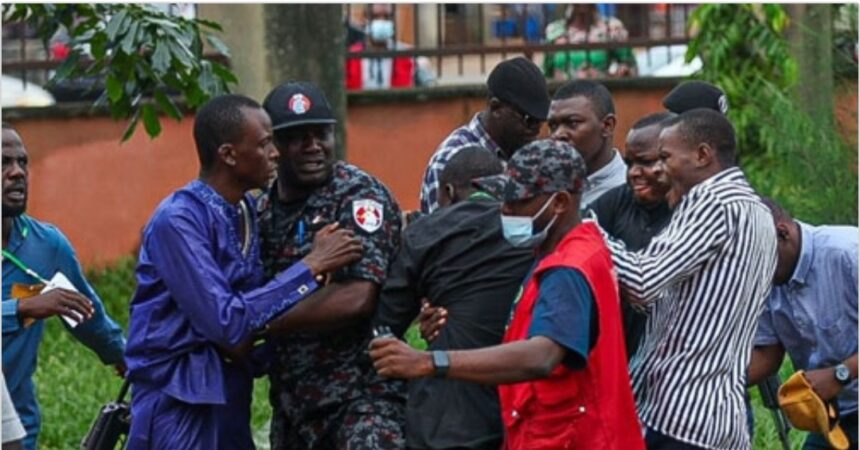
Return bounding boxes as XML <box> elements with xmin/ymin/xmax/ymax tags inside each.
<box><xmin>81</xmin><ymin>379</ymin><xmax>131</xmax><ymax>450</ymax></box>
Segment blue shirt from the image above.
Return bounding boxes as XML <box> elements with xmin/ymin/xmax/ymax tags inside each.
<box><xmin>755</xmin><ymin>222</ymin><xmax>858</xmax><ymax>415</ymax></box>
<box><xmin>2</xmin><ymin>215</ymin><xmax>126</xmax><ymax>450</ymax></box>
<box><xmin>124</xmin><ymin>180</ymin><xmax>318</xmax><ymax>405</ymax></box>
<box><xmin>528</xmin><ymin>267</ymin><xmax>597</xmax><ymax>369</ymax></box>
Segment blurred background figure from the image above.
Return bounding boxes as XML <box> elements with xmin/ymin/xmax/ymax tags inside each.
<box><xmin>347</xmin><ymin>3</ymin><xmax>436</xmax><ymax>90</ymax></box>
<box><xmin>542</xmin><ymin>4</ymin><xmax>637</xmax><ymax>80</ymax></box>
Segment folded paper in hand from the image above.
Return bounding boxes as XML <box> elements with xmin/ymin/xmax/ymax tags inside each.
<box><xmin>40</xmin><ymin>272</ymin><xmax>89</xmax><ymax>328</ymax></box>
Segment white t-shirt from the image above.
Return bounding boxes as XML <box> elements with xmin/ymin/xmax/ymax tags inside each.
<box><xmin>2</xmin><ymin>371</ymin><xmax>25</xmax><ymax>444</ymax></box>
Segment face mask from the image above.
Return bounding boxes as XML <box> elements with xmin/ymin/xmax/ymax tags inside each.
<box><xmin>501</xmin><ymin>194</ymin><xmax>558</xmax><ymax>248</ymax></box>
<box><xmin>368</xmin><ymin>19</ymin><xmax>394</xmax><ymax>42</ymax></box>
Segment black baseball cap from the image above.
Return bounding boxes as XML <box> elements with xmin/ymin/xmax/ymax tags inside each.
<box><xmin>487</xmin><ymin>57</ymin><xmax>550</xmax><ymax>121</ymax></box>
<box><xmin>663</xmin><ymin>81</ymin><xmax>729</xmax><ymax>115</ymax></box>
<box><xmin>263</xmin><ymin>81</ymin><xmax>337</xmax><ymax>131</ymax></box>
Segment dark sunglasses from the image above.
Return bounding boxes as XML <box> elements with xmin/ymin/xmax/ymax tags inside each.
<box><xmin>505</xmin><ymin>103</ymin><xmax>543</xmax><ymax>128</ymax></box>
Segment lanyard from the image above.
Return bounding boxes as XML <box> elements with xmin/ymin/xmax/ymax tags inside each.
<box><xmin>1</xmin><ymin>249</ymin><xmax>50</xmax><ymax>284</ymax></box>
<box><xmin>467</xmin><ymin>191</ymin><xmax>496</xmax><ymax>202</ymax></box>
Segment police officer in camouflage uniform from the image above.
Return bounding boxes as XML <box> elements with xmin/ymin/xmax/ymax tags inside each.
<box><xmin>258</xmin><ymin>81</ymin><xmax>405</xmax><ymax>449</ymax></box>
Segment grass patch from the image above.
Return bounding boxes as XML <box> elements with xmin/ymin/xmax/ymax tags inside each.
<box><xmin>31</xmin><ymin>257</ymin><xmax>808</xmax><ymax>449</ymax></box>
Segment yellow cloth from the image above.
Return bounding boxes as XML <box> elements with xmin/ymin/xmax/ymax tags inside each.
<box><xmin>778</xmin><ymin>370</ymin><xmax>849</xmax><ymax>450</ymax></box>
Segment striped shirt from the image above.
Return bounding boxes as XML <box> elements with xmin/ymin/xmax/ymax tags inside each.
<box><xmin>603</xmin><ymin>167</ymin><xmax>777</xmax><ymax>449</ymax></box>
<box><xmin>419</xmin><ymin>113</ymin><xmax>503</xmax><ymax>214</ymax></box>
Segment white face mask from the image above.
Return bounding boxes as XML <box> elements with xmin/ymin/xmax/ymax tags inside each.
<box><xmin>501</xmin><ymin>194</ymin><xmax>558</xmax><ymax>248</ymax></box>
<box><xmin>368</xmin><ymin>19</ymin><xmax>394</xmax><ymax>42</ymax></box>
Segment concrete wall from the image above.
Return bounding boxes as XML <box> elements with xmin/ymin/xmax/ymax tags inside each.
<box><xmin>8</xmin><ymin>79</ymin><xmax>853</xmax><ymax>267</ymax></box>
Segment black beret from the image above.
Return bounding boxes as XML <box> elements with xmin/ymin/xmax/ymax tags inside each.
<box><xmin>663</xmin><ymin>81</ymin><xmax>729</xmax><ymax>115</ymax></box>
<box><xmin>487</xmin><ymin>57</ymin><xmax>550</xmax><ymax>121</ymax></box>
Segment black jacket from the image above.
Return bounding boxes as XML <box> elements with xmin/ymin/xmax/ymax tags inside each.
<box><xmin>374</xmin><ymin>198</ymin><xmax>533</xmax><ymax>450</ymax></box>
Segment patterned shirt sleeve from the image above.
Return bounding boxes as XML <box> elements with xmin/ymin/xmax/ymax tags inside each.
<box><xmin>419</xmin><ymin>161</ymin><xmax>439</xmax><ymax>214</ymax></box>
<box><xmin>604</xmin><ymin>190</ymin><xmax>730</xmax><ymax>304</ymax></box>
<box><xmin>337</xmin><ymin>178</ymin><xmax>403</xmax><ymax>285</ymax></box>
<box><xmin>420</xmin><ymin>139</ymin><xmax>469</xmax><ymax>214</ymax></box>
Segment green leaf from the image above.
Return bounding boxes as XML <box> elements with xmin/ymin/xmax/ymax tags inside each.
<box><xmin>154</xmin><ymin>90</ymin><xmax>183</xmax><ymax>121</ymax></box>
<box><xmin>185</xmin><ymin>84</ymin><xmax>206</xmax><ymax>108</ymax></box>
<box><xmin>121</xmin><ymin>108</ymin><xmax>141</xmax><ymax>142</ymax></box>
<box><xmin>144</xmin><ymin>17</ymin><xmax>180</xmax><ymax>29</ymax></box>
<box><xmin>105</xmin><ymin>9</ymin><xmax>128</xmax><ymax>42</ymax></box>
<box><xmin>4</xmin><ymin>5</ymin><xmax>27</xmax><ymax>22</ymax></box>
<box><xmin>105</xmin><ymin>74</ymin><xmax>123</xmax><ymax>102</ymax></box>
<box><xmin>110</xmin><ymin>95</ymin><xmax>132</xmax><ymax>119</ymax></box>
<box><xmin>151</xmin><ymin>40</ymin><xmax>171</xmax><ymax>75</ymax></box>
<box><xmin>190</xmin><ymin>32</ymin><xmax>203</xmax><ymax>57</ymax></box>
<box><xmin>210</xmin><ymin>61</ymin><xmax>238</xmax><ymax>85</ymax></box>
<box><xmin>120</xmin><ymin>20</ymin><xmax>139</xmax><ymax>54</ymax></box>
<box><xmin>52</xmin><ymin>52</ymin><xmax>81</xmax><ymax>82</ymax></box>
<box><xmin>162</xmin><ymin>26</ymin><xmax>187</xmax><ymax>47</ymax></box>
<box><xmin>167</xmin><ymin>39</ymin><xmax>194</xmax><ymax>67</ymax></box>
<box><xmin>90</xmin><ymin>32</ymin><xmax>108</xmax><ymax>59</ymax></box>
<box><xmin>197</xmin><ymin>61</ymin><xmax>216</xmax><ymax>95</ymax></box>
<box><xmin>141</xmin><ymin>104</ymin><xmax>162</xmax><ymax>138</ymax></box>
<box><xmin>7</xmin><ymin>4</ymin><xmax>238</xmax><ymax>144</ymax></box>
<box><xmin>206</xmin><ymin>34</ymin><xmax>230</xmax><ymax>58</ymax></box>
<box><xmin>195</xmin><ymin>18</ymin><xmax>223</xmax><ymax>31</ymax></box>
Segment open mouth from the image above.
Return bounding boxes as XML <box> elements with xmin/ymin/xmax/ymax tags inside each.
<box><xmin>297</xmin><ymin>160</ymin><xmax>325</xmax><ymax>173</ymax></box>
<box><xmin>4</xmin><ymin>186</ymin><xmax>26</xmax><ymax>201</ymax></box>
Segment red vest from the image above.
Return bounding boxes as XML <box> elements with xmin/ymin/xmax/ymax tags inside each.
<box><xmin>346</xmin><ymin>42</ymin><xmax>414</xmax><ymax>90</ymax></box>
<box><xmin>498</xmin><ymin>222</ymin><xmax>644</xmax><ymax>450</ymax></box>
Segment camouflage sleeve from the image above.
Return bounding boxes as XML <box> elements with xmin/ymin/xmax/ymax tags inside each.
<box><xmin>336</xmin><ymin>179</ymin><xmax>403</xmax><ymax>285</ymax></box>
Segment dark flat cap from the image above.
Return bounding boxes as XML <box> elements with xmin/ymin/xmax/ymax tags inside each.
<box><xmin>663</xmin><ymin>81</ymin><xmax>729</xmax><ymax>115</ymax></box>
<box><xmin>487</xmin><ymin>57</ymin><xmax>550</xmax><ymax>121</ymax></box>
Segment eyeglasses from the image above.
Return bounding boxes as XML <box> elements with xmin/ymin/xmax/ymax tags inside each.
<box><xmin>505</xmin><ymin>103</ymin><xmax>543</xmax><ymax>129</ymax></box>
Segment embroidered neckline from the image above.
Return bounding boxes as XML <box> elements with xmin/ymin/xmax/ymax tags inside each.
<box><xmin>187</xmin><ymin>180</ymin><xmax>259</xmax><ymax>265</ymax></box>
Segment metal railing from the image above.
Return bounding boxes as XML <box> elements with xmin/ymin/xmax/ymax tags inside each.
<box><xmin>345</xmin><ymin>3</ymin><xmax>695</xmax><ymax>87</ymax></box>
<box><xmin>2</xmin><ymin>3</ymin><xmax>696</xmax><ymax>102</ymax></box>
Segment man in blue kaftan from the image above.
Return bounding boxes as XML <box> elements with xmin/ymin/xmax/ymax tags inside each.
<box><xmin>124</xmin><ymin>95</ymin><xmax>362</xmax><ymax>449</ymax></box>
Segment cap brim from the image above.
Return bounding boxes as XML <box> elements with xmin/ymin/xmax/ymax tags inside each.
<box><xmin>472</xmin><ymin>174</ymin><xmax>529</xmax><ymax>202</ymax></box>
<box><xmin>500</xmin><ymin>96</ymin><xmax>548</xmax><ymax>122</ymax></box>
<box><xmin>522</xmin><ymin>103</ymin><xmax>549</xmax><ymax>121</ymax></box>
<box><xmin>272</xmin><ymin>118</ymin><xmax>337</xmax><ymax>131</ymax></box>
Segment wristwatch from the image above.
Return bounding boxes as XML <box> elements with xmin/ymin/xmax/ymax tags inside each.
<box><xmin>835</xmin><ymin>363</ymin><xmax>852</xmax><ymax>385</ymax></box>
<box><xmin>431</xmin><ymin>350</ymin><xmax>450</xmax><ymax>378</ymax></box>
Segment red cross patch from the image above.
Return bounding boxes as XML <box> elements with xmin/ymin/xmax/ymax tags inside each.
<box><xmin>352</xmin><ymin>199</ymin><xmax>383</xmax><ymax>233</ymax></box>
